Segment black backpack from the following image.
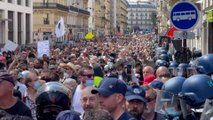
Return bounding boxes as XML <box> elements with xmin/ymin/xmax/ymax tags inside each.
<box><xmin>13</xmin><ymin>86</ymin><xmax>22</xmax><ymax>100</ymax></box>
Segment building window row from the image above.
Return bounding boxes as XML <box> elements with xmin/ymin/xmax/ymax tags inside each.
<box><xmin>7</xmin><ymin>11</ymin><xmax>31</xmax><ymax>44</ymax></box>
<box><xmin>1</xmin><ymin>0</ymin><xmax>30</xmax><ymax>7</ymax></box>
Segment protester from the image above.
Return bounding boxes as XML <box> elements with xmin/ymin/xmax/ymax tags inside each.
<box><xmin>0</xmin><ymin>74</ymin><xmax>32</xmax><ymax>118</ymax></box>
<box><xmin>72</xmin><ymin>65</ymin><xmax>94</xmax><ymax>115</ymax></box>
<box><xmin>80</xmin><ymin>86</ymin><xmax>99</xmax><ymax>118</ymax></box>
<box><xmin>142</xmin><ymin>66</ymin><xmax>154</xmax><ymax>78</ymax></box>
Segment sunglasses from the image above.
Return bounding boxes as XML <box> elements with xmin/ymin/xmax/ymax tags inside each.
<box><xmin>82</xmin><ymin>74</ymin><xmax>94</xmax><ymax>78</ymax></box>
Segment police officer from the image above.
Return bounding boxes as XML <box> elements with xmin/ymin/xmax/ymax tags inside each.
<box><xmin>179</xmin><ymin>74</ymin><xmax>213</xmax><ymax>119</ymax></box>
<box><xmin>155</xmin><ymin>76</ymin><xmax>197</xmax><ymax>120</ymax></box>
<box><xmin>36</xmin><ymin>82</ymin><xmax>71</xmax><ymax>120</ymax></box>
<box><xmin>91</xmin><ymin>77</ymin><xmax>136</xmax><ymax>120</ymax></box>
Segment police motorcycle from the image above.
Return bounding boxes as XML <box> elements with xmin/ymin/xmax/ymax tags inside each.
<box><xmin>155</xmin><ymin>76</ymin><xmax>198</xmax><ymax>120</ymax></box>
<box><xmin>36</xmin><ymin>82</ymin><xmax>71</xmax><ymax>120</ymax></box>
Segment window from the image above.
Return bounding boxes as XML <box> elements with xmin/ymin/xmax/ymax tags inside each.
<box><xmin>26</xmin><ymin>14</ymin><xmax>30</xmax><ymax>44</ymax></box>
<box><xmin>18</xmin><ymin>12</ymin><xmax>22</xmax><ymax>45</ymax></box>
<box><xmin>26</xmin><ymin>0</ymin><xmax>29</xmax><ymax>7</ymax></box>
<box><xmin>8</xmin><ymin>11</ymin><xmax>13</xmax><ymax>41</ymax></box>
<box><xmin>17</xmin><ymin>0</ymin><xmax>21</xmax><ymax>5</ymax></box>
<box><xmin>43</xmin><ymin>13</ymin><xmax>49</xmax><ymax>24</ymax></box>
<box><xmin>8</xmin><ymin>0</ymin><xmax>12</xmax><ymax>3</ymax></box>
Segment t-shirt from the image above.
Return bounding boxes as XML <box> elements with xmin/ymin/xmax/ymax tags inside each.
<box><xmin>15</xmin><ymin>82</ymin><xmax>27</xmax><ymax>98</ymax></box>
<box><xmin>2</xmin><ymin>99</ymin><xmax>32</xmax><ymax>118</ymax></box>
<box><xmin>71</xmin><ymin>85</ymin><xmax>84</xmax><ymax>115</ymax></box>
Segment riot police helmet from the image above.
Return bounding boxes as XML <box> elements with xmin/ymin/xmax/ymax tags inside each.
<box><xmin>195</xmin><ymin>54</ymin><xmax>213</xmax><ymax>75</ymax></box>
<box><xmin>36</xmin><ymin>82</ymin><xmax>70</xmax><ymax>120</ymax></box>
<box><xmin>159</xmin><ymin>54</ymin><xmax>170</xmax><ymax>62</ymax></box>
<box><xmin>155</xmin><ymin>59</ymin><xmax>169</xmax><ymax>68</ymax></box>
<box><xmin>155</xmin><ymin>76</ymin><xmax>185</xmax><ymax>117</ymax></box>
<box><xmin>176</xmin><ymin>63</ymin><xmax>189</xmax><ymax>78</ymax></box>
<box><xmin>179</xmin><ymin>74</ymin><xmax>213</xmax><ymax>108</ymax></box>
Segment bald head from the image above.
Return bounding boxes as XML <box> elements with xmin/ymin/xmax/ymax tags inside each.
<box><xmin>143</xmin><ymin>66</ymin><xmax>154</xmax><ymax>78</ymax></box>
<box><xmin>156</xmin><ymin>66</ymin><xmax>170</xmax><ymax>78</ymax></box>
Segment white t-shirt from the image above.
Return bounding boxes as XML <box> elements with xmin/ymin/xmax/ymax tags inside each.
<box><xmin>71</xmin><ymin>85</ymin><xmax>84</xmax><ymax>115</ymax></box>
<box><xmin>15</xmin><ymin>82</ymin><xmax>27</xmax><ymax>98</ymax></box>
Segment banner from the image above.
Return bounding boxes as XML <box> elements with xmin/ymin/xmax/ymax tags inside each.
<box><xmin>3</xmin><ymin>40</ymin><xmax>18</xmax><ymax>51</ymax></box>
<box><xmin>37</xmin><ymin>40</ymin><xmax>50</xmax><ymax>58</ymax></box>
<box><xmin>208</xmin><ymin>10</ymin><xmax>213</xmax><ymax>23</ymax></box>
<box><xmin>55</xmin><ymin>17</ymin><xmax>65</xmax><ymax>38</ymax></box>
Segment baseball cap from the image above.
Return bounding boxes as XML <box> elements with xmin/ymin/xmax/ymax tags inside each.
<box><xmin>150</xmin><ymin>80</ymin><xmax>163</xmax><ymax>90</ymax></box>
<box><xmin>125</xmin><ymin>85</ymin><xmax>147</xmax><ymax>103</ymax></box>
<box><xmin>56</xmin><ymin>110</ymin><xmax>80</xmax><ymax>120</ymax></box>
<box><xmin>91</xmin><ymin>77</ymin><xmax>127</xmax><ymax>96</ymax></box>
<box><xmin>0</xmin><ymin>74</ymin><xmax>15</xmax><ymax>86</ymax></box>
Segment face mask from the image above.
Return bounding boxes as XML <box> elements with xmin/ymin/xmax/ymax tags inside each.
<box><xmin>33</xmin><ymin>80</ymin><xmax>42</xmax><ymax>90</ymax></box>
<box><xmin>165</xmin><ymin>107</ymin><xmax>182</xmax><ymax>117</ymax></box>
<box><xmin>63</xmin><ymin>73</ymin><xmax>70</xmax><ymax>79</ymax></box>
<box><xmin>117</xmin><ymin>70</ymin><xmax>123</xmax><ymax>74</ymax></box>
<box><xmin>86</xmin><ymin>80</ymin><xmax>94</xmax><ymax>86</ymax></box>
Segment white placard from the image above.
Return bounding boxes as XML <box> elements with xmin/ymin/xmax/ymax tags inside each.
<box><xmin>3</xmin><ymin>40</ymin><xmax>18</xmax><ymax>51</ymax></box>
<box><xmin>37</xmin><ymin>40</ymin><xmax>50</xmax><ymax>58</ymax></box>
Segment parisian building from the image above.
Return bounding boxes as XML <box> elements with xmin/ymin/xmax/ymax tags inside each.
<box><xmin>33</xmin><ymin>0</ymin><xmax>90</xmax><ymax>41</ymax></box>
<box><xmin>127</xmin><ymin>0</ymin><xmax>157</xmax><ymax>33</ymax></box>
<box><xmin>0</xmin><ymin>0</ymin><xmax>33</xmax><ymax>45</ymax></box>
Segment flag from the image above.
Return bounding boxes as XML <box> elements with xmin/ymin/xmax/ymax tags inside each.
<box><xmin>55</xmin><ymin>17</ymin><xmax>65</xmax><ymax>38</ymax></box>
<box><xmin>84</xmin><ymin>32</ymin><xmax>94</xmax><ymax>40</ymax></box>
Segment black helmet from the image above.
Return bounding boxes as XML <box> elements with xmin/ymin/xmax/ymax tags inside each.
<box><xmin>195</xmin><ymin>54</ymin><xmax>213</xmax><ymax>75</ymax></box>
<box><xmin>36</xmin><ymin>82</ymin><xmax>70</xmax><ymax>120</ymax></box>
<box><xmin>179</xmin><ymin>74</ymin><xmax>213</xmax><ymax>108</ymax></box>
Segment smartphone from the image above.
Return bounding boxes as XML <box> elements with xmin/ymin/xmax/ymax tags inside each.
<box><xmin>126</xmin><ymin>65</ymin><xmax>132</xmax><ymax>74</ymax></box>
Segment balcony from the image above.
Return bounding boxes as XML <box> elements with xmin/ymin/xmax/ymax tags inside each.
<box><xmin>33</xmin><ymin>3</ymin><xmax>90</xmax><ymax>16</ymax></box>
<box><xmin>69</xmin><ymin>6</ymin><xmax>90</xmax><ymax>15</ymax></box>
<box><xmin>33</xmin><ymin>3</ymin><xmax>69</xmax><ymax>12</ymax></box>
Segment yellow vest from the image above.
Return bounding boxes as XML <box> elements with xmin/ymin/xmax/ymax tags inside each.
<box><xmin>94</xmin><ymin>76</ymin><xmax>103</xmax><ymax>88</ymax></box>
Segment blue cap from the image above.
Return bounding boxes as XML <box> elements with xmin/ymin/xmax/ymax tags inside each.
<box><xmin>91</xmin><ymin>77</ymin><xmax>127</xmax><ymax>96</ymax></box>
<box><xmin>125</xmin><ymin>85</ymin><xmax>147</xmax><ymax>103</ymax></box>
<box><xmin>150</xmin><ymin>80</ymin><xmax>163</xmax><ymax>90</ymax></box>
<box><xmin>56</xmin><ymin>110</ymin><xmax>80</xmax><ymax>120</ymax></box>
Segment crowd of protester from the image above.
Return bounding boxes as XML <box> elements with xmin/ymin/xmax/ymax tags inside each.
<box><xmin>0</xmin><ymin>33</ymin><xmax>211</xmax><ymax>120</ymax></box>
